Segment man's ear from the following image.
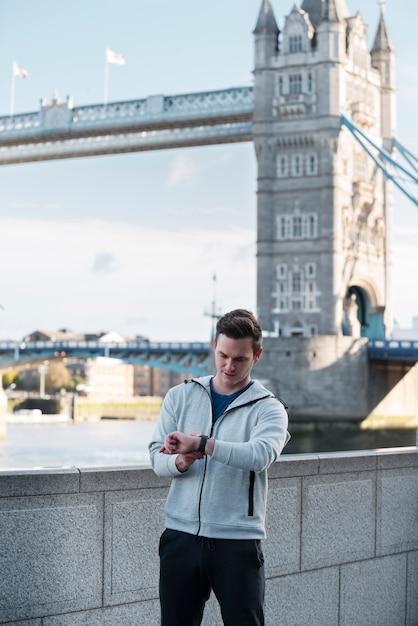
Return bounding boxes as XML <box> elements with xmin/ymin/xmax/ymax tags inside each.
<box><xmin>253</xmin><ymin>347</ymin><xmax>263</xmax><ymax>364</ymax></box>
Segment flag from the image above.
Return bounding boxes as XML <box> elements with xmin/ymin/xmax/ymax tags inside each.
<box><xmin>12</xmin><ymin>61</ymin><xmax>28</xmax><ymax>78</ymax></box>
<box><xmin>106</xmin><ymin>49</ymin><xmax>126</xmax><ymax>65</ymax></box>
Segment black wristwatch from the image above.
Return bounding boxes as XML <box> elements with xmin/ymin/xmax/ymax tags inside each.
<box><xmin>198</xmin><ymin>435</ymin><xmax>208</xmax><ymax>453</ymax></box>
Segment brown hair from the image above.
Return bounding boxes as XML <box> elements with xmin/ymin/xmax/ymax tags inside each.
<box><xmin>215</xmin><ymin>309</ymin><xmax>263</xmax><ymax>354</ymax></box>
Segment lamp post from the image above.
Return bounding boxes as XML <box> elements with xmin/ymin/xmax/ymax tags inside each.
<box><xmin>39</xmin><ymin>363</ymin><xmax>48</xmax><ymax>399</ymax></box>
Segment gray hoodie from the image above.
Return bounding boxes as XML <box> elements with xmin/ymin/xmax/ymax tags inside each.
<box><xmin>149</xmin><ymin>376</ymin><xmax>289</xmax><ymax>539</ymax></box>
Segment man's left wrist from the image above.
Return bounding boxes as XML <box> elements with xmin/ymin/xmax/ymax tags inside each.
<box><xmin>197</xmin><ymin>435</ymin><xmax>208</xmax><ymax>453</ymax></box>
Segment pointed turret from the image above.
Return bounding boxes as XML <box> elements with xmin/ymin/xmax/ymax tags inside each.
<box><xmin>253</xmin><ymin>0</ymin><xmax>279</xmax><ymax>37</ymax></box>
<box><xmin>321</xmin><ymin>0</ymin><xmax>341</xmax><ymax>22</ymax></box>
<box><xmin>371</xmin><ymin>7</ymin><xmax>396</xmax><ymax>148</ymax></box>
<box><xmin>371</xmin><ymin>8</ymin><xmax>394</xmax><ymax>53</ymax></box>
<box><xmin>301</xmin><ymin>0</ymin><xmax>350</xmax><ymax>28</ymax></box>
<box><xmin>253</xmin><ymin>0</ymin><xmax>279</xmax><ymax>68</ymax></box>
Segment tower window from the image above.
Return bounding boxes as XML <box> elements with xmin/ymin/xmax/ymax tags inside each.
<box><xmin>289</xmin><ymin>74</ymin><xmax>302</xmax><ymax>95</ymax></box>
<box><xmin>292</xmin><ymin>154</ymin><xmax>303</xmax><ymax>176</ymax></box>
<box><xmin>308</xmin><ymin>73</ymin><xmax>313</xmax><ymax>92</ymax></box>
<box><xmin>289</xmin><ymin>35</ymin><xmax>303</xmax><ymax>53</ymax></box>
<box><xmin>307</xmin><ymin>153</ymin><xmax>318</xmax><ymax>175</ymax></box>
<box><xmin>307</xmin><ymin>215</ymin><xmax>317</xmax><ymax>237</ymax></box>
<box><xmin>277</xmin><ymin>155</ymin><xmax>288</xmax><ymax>177</ymax></box>
<box><xmin>293</xmin><ymin>217</ymin><xmax>302</xmax><ymax>238</ymax></box>
<box><xmin>276</xmin><ymin>263</ymin><xmax>287</xmax><ymax>279</ymax></box>
<box><xmin>306</xmin><ymin>262</ymin><xmax>316</xmax><ymax>278</ymax></box>
<box><xmin>292</xmin><ymin>272</ymin><xmax>302</xmax><ymax>293</ymax></box>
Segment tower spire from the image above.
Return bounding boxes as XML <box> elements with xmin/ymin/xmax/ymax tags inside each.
<box><xmin>301</xmin><ymin>0</ymin><xmax>350</xmax><ymax>28</ymax></box>
<box><xmin>253</xmin><ymin>0</ymin><xmax>279</xmax><ymax>36</ymax></box>
<box><xmin>372</xmin><ymin>3</ymin><xmax>394</xmax><ymax>52</ymax></box>
<box><xmin>321</xmin><ymin>0</ymin><xmax>341</xmax><ymax>22</ymax></box>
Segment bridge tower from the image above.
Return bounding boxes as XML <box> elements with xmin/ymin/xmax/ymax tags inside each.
<box><xmin>251</xmin><ymin>0</ymin><xmax>406</xmax><ymax>420</ymax></box>
<box><xmin>253</xmin><ymin>0</ymin><xmax>396</xmax><ymax>342</ymax></box>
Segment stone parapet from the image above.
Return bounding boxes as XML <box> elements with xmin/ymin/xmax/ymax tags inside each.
<box><xmin>1</xmin><ymin>449</ymin><xmax>418</xmax><ymax>625</ymax></box>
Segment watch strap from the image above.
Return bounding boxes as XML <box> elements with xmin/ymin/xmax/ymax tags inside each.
<box><xmin>198</xmin><ymin>435</ymin><xmax>208</xmax><ymax>453</ymax></box>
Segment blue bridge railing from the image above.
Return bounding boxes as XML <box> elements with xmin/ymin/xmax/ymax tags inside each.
<box><xmin>367</xmin><ymin>339</ymin><xmax>418</xmax><ymax>362</ymax></box>
<box><xmin>0</xmin><ymin>87</ymin><xmax>254</xmax><ymax>164</ymax></box>
<box><xmin>0</xmin><ymin>340</ymin><xmax>212</xmax><ymax>376</ymax></box>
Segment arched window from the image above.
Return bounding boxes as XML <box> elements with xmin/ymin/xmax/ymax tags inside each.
<box><xmin>277</xmin><ymin>154</ymin><xmax>288</xmax><ymax>177</ymax></box>
<box><xmin>307</xmin><ymin>153</ymin><xmax>318</xmax><ymax>176</ymax></box>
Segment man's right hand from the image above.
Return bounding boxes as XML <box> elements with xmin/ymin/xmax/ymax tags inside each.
<box><xmin>175</xmin><ymin>451</ymin><xmax>204</xmax><ymax>472</ymax></box>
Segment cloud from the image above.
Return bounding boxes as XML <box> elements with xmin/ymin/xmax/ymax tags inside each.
<box><xmin>91</xmin><ymin>252</ymin><xmax>119</xmax><ymax>275</ymax></box>
<box><xmin>167</xmin><ymin>155</ymin><xmax>199</xmax><ymax>187</ymax></box>
<box><xmin>0</xmin><ymin>216</ymin><xmax>256</xmax><ymax>341</ymax></box>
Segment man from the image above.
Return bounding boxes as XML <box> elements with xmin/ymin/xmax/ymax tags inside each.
<box><xmin>149</xmin><ymin>309</ymin><xmax>289</xmax><ymax>625</ymax></box>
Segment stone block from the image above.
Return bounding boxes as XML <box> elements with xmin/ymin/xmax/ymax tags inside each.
<box><xmin>0</xmin><ymin>468</ymin><xmax>80</xmax><ymax>498</ymax></box>
<box><xmin>340</xmin><ymin>554</ymin><xmax>406</xmax><ymax>626</ymax></box>
<box><xmin>377</xmin><ymin>448</ymin><xmax>418</xmax><ymax>470</ymax></box>
<box><xmin>103</xmin><ymin>489</ymin><xmax>165</xmax><ymax>605</ymax></box>
<box><xmin>265</xmin><ymin>478</ymin><xmax>300</xmax><ymax>576</ymax></box>
<box><xmin>301</xmin><ymin>472</ymin><xmax>375</xmax><ymax>570</ymax></box>
<box><xmin>3</xmin><ymin>621</ymin><xmax>41</xmax><ymax>626</ymax></box>
<box><xmin>271</xmin><ymin>454</ymin><xmax>319</xmax><ymax>478</ymax></box>
<box><xmin>265</xmin><ymin>567</ymin><xmax>339</xmax><ymax>626</ymax></box>
<box><xmin>0</xmin><ymin>493</ymin><xmax>103</xmax><ymax>623</ymax></box>
<box><xmin>377</xmin><ymin>469</ymin><xmax>418</xmax><ymax>555</ymax></box>
<box><xmin>43</xmin><ymin>599</ymin><xmax>160</xmax><ymax>625</ymax></box>
<box><xmin>79</xmin><ymin>465</ymin><xmax>169</xmax><ymax>493</ymax></box>
<box><xmin>317</xmin><ymin>450</ymin><xmax>377</xmax><ymax>474</ymax></box>
<box><xmin>407</xmin><ymin>551</ymin><xmax>418</xmax><ymax>626</ymax></box>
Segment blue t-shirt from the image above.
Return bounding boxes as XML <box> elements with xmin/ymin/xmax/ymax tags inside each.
<box><xmin>210</xmin><ymin>378</ymin><xmax>253</xmax><ymax>422</ymax></box>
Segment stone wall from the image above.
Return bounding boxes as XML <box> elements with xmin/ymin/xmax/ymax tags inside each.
<box><xmin>0</xmin><ymin>386</ymin><xmax>7</xmax><ymax>440</ymax></box>
<box><xmin>258</xmin><ymin>336</ymin><xmax>418</xmax><ymax>421</ymax></box>
<box><xmin>1</xmin><ymin>448</ymin><xmax>418</xmax><ymax>625</ymax></box>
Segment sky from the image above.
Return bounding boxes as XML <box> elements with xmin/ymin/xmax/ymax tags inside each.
<box><xmin>0</xmin><ymin>0</ymin><xmax>417</xmax><ymax>342</ymax></box>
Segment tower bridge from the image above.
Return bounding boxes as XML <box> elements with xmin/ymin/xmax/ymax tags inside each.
<box><xmin>0</xmin><ymin>87</ymin><xmax>253</xmax><ymax>163</ymax></box>
<box><xmin>0</xmin><ymin>340</ymin><xmax>211</xmax><ymax>376</ymax></box>
<box><xmin>1</xmin><ymin>0</ymin><xmax>418</xmax><ymax>420</ymax></box>
<box><xmin>0</xmin><ymin>338</ymin><xmax>416</xmax><ymax>379</ymax></box>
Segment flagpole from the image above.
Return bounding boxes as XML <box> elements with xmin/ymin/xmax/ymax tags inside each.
<box><xmin>10</xmin><ymin>62</ymin><xmax>16</xmax><ymax>117</ymax></box>
<box><xmin>104</xmin><ymin>51</ymin><xmax>109</xmax><ymax>106</ymax></box>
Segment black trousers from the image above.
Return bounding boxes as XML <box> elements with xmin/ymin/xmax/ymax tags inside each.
<box><xmin>159</xmin><ymin>528</ymin><xmax>265</xmax><ymax>626</ymax></box>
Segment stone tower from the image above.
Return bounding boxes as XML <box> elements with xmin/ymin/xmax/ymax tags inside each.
<box><xmin>253</xmin><ymin>0</ymin><xmax>396</xmax><ymax>341</ymax></box>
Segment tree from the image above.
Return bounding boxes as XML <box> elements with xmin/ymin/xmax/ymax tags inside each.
<box><xmin>45</xmin><ymin>361</ymin><xmax>71</xmax><ymax>392</ymax></box>
<box><xmin>2</xmin><ymin>370</ymin><xmax>23</xmax><ymax>389</ymax></box>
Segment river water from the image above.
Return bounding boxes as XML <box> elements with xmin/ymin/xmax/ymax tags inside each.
<box><xmin>0</xmin><ymin>419</ymin><xmax>416</xmax><ymax>470</ymax></box>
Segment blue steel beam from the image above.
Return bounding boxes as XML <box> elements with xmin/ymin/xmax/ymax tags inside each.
<box><xmin>0</xmin><ymin>340</ymin><xmax>212</xmax><ymax>376</ymax></box>
<box><xmin>368</xmin><ymin>339</ymin><xmax>418</xmax><ymax>362</ymax></box>
<box><xmin>341</xmin><ymin>114</ymin><xmax>418</xmax><ymax>208</ymax></box>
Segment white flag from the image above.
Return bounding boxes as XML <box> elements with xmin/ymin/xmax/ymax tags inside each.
<box><xmin>106</xmin><ymin>49</ymin><xmax>126</xmax><ymax>65</ymax></box>
<box><xmin>12</xmin><ymin>61</ymin><xmax>28</xmax><ymax>78</ymax></box>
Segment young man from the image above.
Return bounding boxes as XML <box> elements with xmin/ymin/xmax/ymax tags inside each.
<box><xmin>149</xmin><ymin>309</ymin><xmax>289</xmax><ymax>626</ymax></box>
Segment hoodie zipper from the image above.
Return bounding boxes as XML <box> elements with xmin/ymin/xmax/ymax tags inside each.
<box><xmin>190</xmin><ymin>379</ymin><xmax>281</xmax><ymax>535</ymax></box>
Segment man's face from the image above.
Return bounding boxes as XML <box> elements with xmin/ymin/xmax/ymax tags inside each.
<box><xmin>213</xmin><ymin>333</ymin><xmax>262</xmax><ymax>395</ymax></box>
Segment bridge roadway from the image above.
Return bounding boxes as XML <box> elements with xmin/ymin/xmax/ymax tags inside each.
<box><xmin>367</xmin><ymin>339</ymin><xmax>418</xmax><ymax>362</ymax></box>
<box><xmin>0</xmin><ymin>339</ymin><xmax>416</xmax><ymax>378</ymax></box>
<box><xmin>0</xmin><ymin>87</ymin><xmax>253</xmax><ymax>164</ymax></box>
<box><xmin>0</xmin><ymin>340</ymin><xmax>212</xmax><ymax>376</ymax></box>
